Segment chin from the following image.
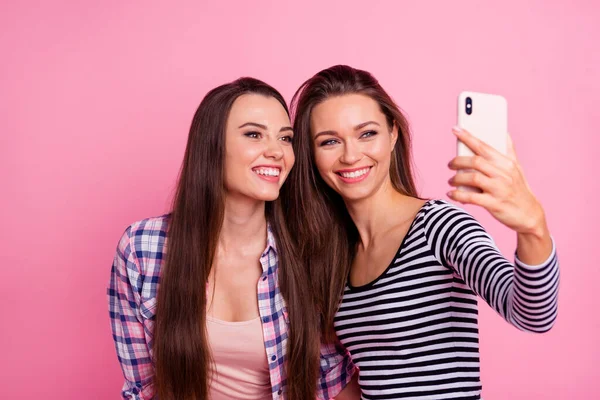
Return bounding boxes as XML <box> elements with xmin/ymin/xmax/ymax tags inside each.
<box><xmin>334</xmin><ymin>186</ymin><xmax>375</xmax><ymax>202</ymax></box>
<box><xmin>253</xmin><ymin>190</ymin><xmax>281</xmax><ymax>202</ymax></box>
<box><xmin>339</xmin><ymin>192</ymin><xmax>371</xmax><ymax>202</ymax></box>
<box><xmin>260</xmin><ymin>195</ymin><xmax>279</xmax><ymax>202</ymax></box>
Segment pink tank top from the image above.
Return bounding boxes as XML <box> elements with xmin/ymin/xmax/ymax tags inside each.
<box><xmin>206</xmin><ymin>315</ymin><xmax>272</xmax><ymax>399</ymax></box>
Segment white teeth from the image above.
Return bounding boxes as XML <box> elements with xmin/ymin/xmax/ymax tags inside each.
<box><xmin>253</xmin><ymin>168</ymin><xmax>280</xmax><ymax>177</ymax></box>
<box><xmin>339</xmin><ymin>168</ymin><xmax>369</xmax><ymax>178</ymax></box>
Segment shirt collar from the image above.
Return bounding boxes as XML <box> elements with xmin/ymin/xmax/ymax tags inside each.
<box><xmin>263</xmin><ymin>223</ymin><xmax>278</xmax><ymax>256</ymax></box>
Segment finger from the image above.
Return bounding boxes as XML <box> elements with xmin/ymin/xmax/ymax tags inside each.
<box><xmin>448</xmin><ymin>171</ymin><xmax>497</xmax><ymax>193</ymax></box>
<box><xmin>454</xmin><ymin>126</ymin><xmax>519</xmax><ymax>174</ymax></box>
<box><xmin>448</xmin><ymin>156</ymin><xmax>510</xmax><ymax>179</ymax></box>
<box><xmin>447</xmin><ymin>189</ymin><xmax>497</xmax><ymax>209</ymax></box>
<box><xmin>453</xmin><ymin>126</ymin><xmax>504</xmax><ymax>162</ymax></box>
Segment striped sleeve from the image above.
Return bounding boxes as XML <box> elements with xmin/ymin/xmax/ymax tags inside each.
<box><xmin>422</xmin><ymin>200</ymin><xmax>559</xmax><ymax>333</ymax></box>
<box><xmin>108</xmin><ymin>227</ymin><xmax>156</xmax><ymax>399</ymax></box>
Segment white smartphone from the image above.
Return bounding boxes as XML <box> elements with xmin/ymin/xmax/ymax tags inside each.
<box><xmin>456</xmin><ymin>91</ymin><xmax>508</xmax><ymax>191</ymax></box>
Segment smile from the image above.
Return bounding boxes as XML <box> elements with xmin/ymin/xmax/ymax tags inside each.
<box><xmin>253</xmin><ymin>167</ymin><xmax>280</xmax><ymax>177</ymax></box>
<box><xmin>252</xmin><ymin>166</ymin><xmax>282</xmax><ymax>182</ymax></box>
<box><xmin>335</xmin><ymin>166</ymin><xmax>372</xmax><ymax>183</ymax></box>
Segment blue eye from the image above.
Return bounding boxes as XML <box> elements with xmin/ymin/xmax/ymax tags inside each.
<box><xmin>319</xmin><ymin>139</ymin><xmax>338</xmax><ymax>147</ymax></box>
<box><xmin>244</xmin><ymin>131</ymin><xmax>261</xmax><ymax>139</ymax></box>
<box><xmin>361</xmin><ymin>130</ymin><xmax>377</xmax><ymax>138</ymax></box>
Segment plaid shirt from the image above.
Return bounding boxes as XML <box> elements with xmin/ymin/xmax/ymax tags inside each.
<box><xmin>108</xmin><ymin>215</ymin><xmax>355</xmax><ymax>399</ymax></box>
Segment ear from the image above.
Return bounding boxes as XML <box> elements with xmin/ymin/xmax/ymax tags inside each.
<box><xmin>390</xmin><ymin>121</ymin><xmax>399</xmax><ymax>151</ymax></box>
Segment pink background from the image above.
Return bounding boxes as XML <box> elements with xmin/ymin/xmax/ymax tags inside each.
<box><xmin>1</xmin><ymin>1</ymin><xmax>598</xmax><ymax>399</ymax></box>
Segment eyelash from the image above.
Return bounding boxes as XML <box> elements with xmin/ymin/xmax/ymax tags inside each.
<box><xmin>320</xmin><ymin>139</ymin><xmax>338</xmax><ymax>147</ymax></box>
<box><xmin>244</xmin><ymin>131</ymin><xmax>261</xmax><ymax>139</ymax></box>
<box><xmin>319</xmin><ymin>130</ymin><xmax>378</xmax><ymax>147</ymax></box>
<box><xmin>244</xmin><ymin>131</ymin><xmax>293</xmax><ymax>143</ymax></box>
<box><xmin>361</xmin><ymin>130</ymin><xmax>378</xmax><ymax>138</ymax></box>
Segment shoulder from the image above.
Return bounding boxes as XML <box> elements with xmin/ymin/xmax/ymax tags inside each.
<box><xmin>421</xmin><ymin>198</ymin><xmax>466</xmax><ymax>214</ymax></box>
<box><xmin>116</xmin><ymin>214</ymin><xmax>170</xmax><ymax>274</ymax></box>
<box><xmin>417</xmin><ymin>199</ymin><xmax>488</xmax><ymax>244</ymax></box>
<box><xmin>420</xmin><ymin>199</ymin><xmax>474</xmax><ymax>224</ymax></box>
<box><xmin>126</xmin><ymin>214</ymin><xmax>170</xmax><ymax>245</ymax></box>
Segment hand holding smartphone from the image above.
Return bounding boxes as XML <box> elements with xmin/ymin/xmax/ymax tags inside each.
<box><xmin>456</xmin><ymin>91</ymin><xmax>508</xmax><ymax>192</ymax></box>
<box><xmin>448</xmin><ymin>92</ymin><xmax>552</xmax><ymax>259</ymax></box>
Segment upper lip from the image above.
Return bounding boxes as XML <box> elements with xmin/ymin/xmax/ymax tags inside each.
<box><xmin>335</xmin><ymin>166</ymin><xmax>372</xmax><ymax>174</ymax></box>
<box><xmin>252</xmin><ymin>165</ymin><xmax>282</xmax><ymax>170</ymax></box>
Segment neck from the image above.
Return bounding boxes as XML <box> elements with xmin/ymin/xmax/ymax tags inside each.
<box><xmin>344</xmin><ymin>178</ymin><xmax>413</xmax><ymax>249</ymax></box>
<box><xmin>219</xmin><ymin>192</ymin><xmax>267</xmax><ymax>254</ymax></box>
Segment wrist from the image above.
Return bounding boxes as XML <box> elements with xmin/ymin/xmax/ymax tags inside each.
<box><xmin>518</xmin><ymin>205</ymin><xmax>548</xmax><ymax>240</ymax></box>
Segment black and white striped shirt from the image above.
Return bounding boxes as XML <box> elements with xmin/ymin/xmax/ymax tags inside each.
<box><xmin>334</xmin><ymin>200</ymin><xmax>559</xmax><ymax>399</ymax></box>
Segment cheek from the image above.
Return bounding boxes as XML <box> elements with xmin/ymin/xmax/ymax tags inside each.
<box><xmin>224</xmin><ymin>145</ymin><xmax>257</xmax><ymax>183</ymax></box>
<box><xmin>368</xmin><ymin>139</ymin><xmax>393</xmax><ymax>162</ymax></box>
<box><xmin>224</xmin><ymin>155</ymin><xmax>244</xmax><ymax>180</ymax></box>
<box><xmin>284</xmin><ymin>146</ymin><xmax>295</xmax><ymax>168</ymax></box>
<box><xmin>227</xmin><ymin>142</ymin><xmax>259</xmax><ymax>165</ymax></box>
<box><xmin>313</xmin><ymin>149</ymin><xmax>335</xmax><ymax>175</ymax></box>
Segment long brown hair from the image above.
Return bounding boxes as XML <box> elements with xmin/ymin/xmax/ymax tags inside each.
<box><xmin>282</xmin><ymin>65</ymin><xmax>419</xmax><ymax>342</ymax></box>
<box><xmin>154</xmin><ymin>77</ymin><xmax>319</xmax><ymax>399</ymax></box>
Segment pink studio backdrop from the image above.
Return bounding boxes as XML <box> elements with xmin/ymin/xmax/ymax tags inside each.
<box><xmin>1</xmin><ymin>1</ymin><xmax>598</xmax><ymax>399</ymax></box>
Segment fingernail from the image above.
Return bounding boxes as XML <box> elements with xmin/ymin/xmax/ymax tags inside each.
<box><xmin>452</xmin><ymin>126</ymin><xmax>463</xmax><ymax>134</ymax></box>
<box><xmin>446</xmin><ymin>191</ymin><xmax>454</xmax><ymax>198</ymax></box>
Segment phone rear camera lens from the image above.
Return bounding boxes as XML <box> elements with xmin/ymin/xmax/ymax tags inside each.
<box><xmin>466</xmin><ymin>97</ymin><xmax>473</xmax><ymax>115</ymax></box>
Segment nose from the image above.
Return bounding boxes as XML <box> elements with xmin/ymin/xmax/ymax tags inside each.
<box><xmin>264</xmin><ymin>137</ymin><xmax>284</xmax><ymax>160</ymax></box>
<box><xmin>340</xmin><ymin>141</ymin><xmax>361</xmax><ymax>165</ymax></box>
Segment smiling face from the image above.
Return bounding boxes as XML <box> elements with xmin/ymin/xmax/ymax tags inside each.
<box><xmin>223</xmin><ymin>93</ymin><xmax>295</xmax><ymax>202</ymax></box>
<box><xmin>310</xmin><ymin>93</ymin><xmax>398</xmax><ymax>202</ymax></box>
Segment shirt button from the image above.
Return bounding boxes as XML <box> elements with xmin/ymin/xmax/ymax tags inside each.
<box><xmin>271</xmin><ymin>355</ymin><xmax>276</xmax><ymax>361</ymax></box>
<box><xmin>262</xmin><ymin>276</ymin><xmax>267</xmax><ymax>281</ymax></box>
<box><xmin>278</xmin><ymin>388</ymin><xmax>283</xmax><ymax>395</ymax></box>
<box><xmin>262</xmin><ymin>316</ymin><xmax>270</xmax><ymax>323</ymax></box>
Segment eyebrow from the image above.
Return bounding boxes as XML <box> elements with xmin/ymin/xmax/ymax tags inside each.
<box><xmin>238</xmin><ymin>122</ymin><xmax>293</xmax><ymax>133</ymax></box>
<box><xmin>314</xmin><ymin>120</ymin><xmax>381</xmax><ymax>140</ymax></box>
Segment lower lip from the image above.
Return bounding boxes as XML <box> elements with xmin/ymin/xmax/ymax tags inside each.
<box><xmin>253</xmin><ymin>171</ymin><xmax>280</xmax><ymax>183</ymax></box>
<box><xmin>336</xmin><ymin>168</ymin><xmax>371</xmax><ymax>184</ymax></box>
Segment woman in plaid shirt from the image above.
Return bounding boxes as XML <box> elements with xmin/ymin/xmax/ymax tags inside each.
<box><xmin>108</xmin><ymin>78</ymin><xmax>358</xmax><ymax>400</ymax></box>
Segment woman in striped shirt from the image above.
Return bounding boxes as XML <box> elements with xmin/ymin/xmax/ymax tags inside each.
<box><xmin>283</xmin><ymin>65</ymin><xmax>559</xmax><ymax>399</ymax></box>
<box><xmin>108</xmin><ymin>77</ymin><xmax>358</xmax><ymax>399</ymax></box>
